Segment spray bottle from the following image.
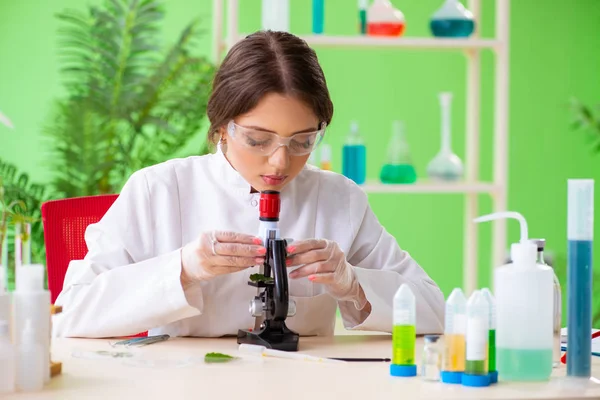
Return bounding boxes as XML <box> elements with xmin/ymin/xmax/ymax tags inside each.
<box><xmin>481</xmin><ymin>288</ymin><xmax>497</xmax><ymax>383</ymax></box>
<box><xmin>390</xmin><ymin>283</ymin><xmax>417</xmax><ymax>377</ymax></box>
<box><xmin>462</xmin><ymin>290</ymin><xmax>490</xmax><ymax>387</ymax></box>
<box><xmin>474</xmin><ymin>211</ymin><xmax>554</xmax><ymax>381</ymax></box>
<box><xmin>440</xmin><ymin>287</ymin><xmax>466</xmax><ymax>384</ymax></box>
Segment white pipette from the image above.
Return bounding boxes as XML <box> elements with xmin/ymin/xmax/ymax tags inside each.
<box><xmin>238</xmin><ymin>344</ymin><xmax>345</xmax><ymax>364</ymax></box>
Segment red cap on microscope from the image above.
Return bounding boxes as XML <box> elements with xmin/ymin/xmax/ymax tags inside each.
<box><xmin>259</xmin><ymin>191</ymin><xmax>280</xmax><ymax>221</ymax></box>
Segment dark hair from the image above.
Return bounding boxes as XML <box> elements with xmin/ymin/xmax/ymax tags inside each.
<box><xmin>206</xmin><ymin>30</ymin><xmax>334</xmax><ymax>144</ymax></box>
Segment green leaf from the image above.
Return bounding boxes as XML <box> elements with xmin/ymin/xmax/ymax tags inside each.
<box><xmin>249</xmin><ymin>274</ymin><xmax>274</xmax><ymax>284</ymax></box>
<box><xmin>204</xmin><ymin>352</ymin><xmax>237</xmax><ymax>363</ymax></box>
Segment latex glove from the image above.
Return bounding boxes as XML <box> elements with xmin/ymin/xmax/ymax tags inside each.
<box><xmin>180</xmin><ymin>231</ymin><xmax>266</xmax><ymax>286</ymax></box>
<box><xmin>286</xmin><ymin>239</ymin><xmax>366</xmax><ymax>309</ymax></box>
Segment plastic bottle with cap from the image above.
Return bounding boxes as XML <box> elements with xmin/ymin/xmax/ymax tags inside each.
<box><xmin>530</xmin><ymin>238</ymin><xmax>562</xmax><ymax>368</ymax></box>
<box><xmin>481</xmin><ymin>288</ymin><xmax>497</xmax><ymax>384</ymax></box>
<box><xmin>462</xmin><ymin>290</ymin><xmax>490</xmax><ymax>387</ymax></box>
<box><xmin>440</xmin><ymin>287</ymin><xmax>467</xmax><ymax>384</ymax></box>
<box><xmin>474</xmin><ymin>211</ymin><xmax>554</xmax><ymax>381</ymax></box>
<box><xmin>390</xmin><ymin>283</ymin><xmax>417</xmax><ymax>377</ymax></box>
<box><xmin>0</xmin><ymin>320</ymin><xmax>16</xmax><ymax>393</ymax></box>
<box><xmin>17</xmin><ymin>318</ymin><xmax>44</xmax><ymax>391</ymax></box>
<box><xmin>13</xmin><ymin>264</ymin><xmax>51</xmax><ymax>383</ymax></box>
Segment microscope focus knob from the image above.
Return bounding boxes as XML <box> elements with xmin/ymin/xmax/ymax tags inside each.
<box><xmin>287</xmin><ymin>299</ymin><xmax>297</xmax><ymax>317</ymax></box>
<box><xmin>250</xmin><ymin>298</ymin><xmax>264</xmax><ymax>317</ymax></box>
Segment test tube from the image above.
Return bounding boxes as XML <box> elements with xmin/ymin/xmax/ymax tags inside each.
<box><xmin>462</xmin><ymin>290</ymin><xmax>491</xmax><ymax>387</ymax></box>
<box><xmin>390</xmin><ymin>283</ymin><xmax>417</xmax><ymax>377</ymax></box>
<box><xmin>567</xmin><ymin>179</ymin><xmax>594</xmax><ymax>378</ymax></box>
<box><xmin>440</xmin><ymin>288</ymin><xmax>467</xmax><ymax>384</ymax></box>
<box><xmin>481</xmin><ymin>288</ymin><xmax>498</xmax><ymax>384</ymax></box>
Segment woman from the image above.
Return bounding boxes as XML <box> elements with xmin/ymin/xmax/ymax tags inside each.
<box><xmin>53</xmin><ymin>31</ymin><xmax>445</xmax><ymax>338</ymax></box>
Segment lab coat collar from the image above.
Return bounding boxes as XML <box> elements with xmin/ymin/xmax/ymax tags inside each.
<box><xmin>213</xmin><ymin>143</ymin><xmax>254</xmax><ymax>196</ymax></box>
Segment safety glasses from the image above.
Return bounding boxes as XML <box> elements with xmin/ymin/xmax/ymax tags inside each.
<box><xmin>226</xmin><ymin>120</ymin><xmax>326</xmax><ymax>156</ymax></box>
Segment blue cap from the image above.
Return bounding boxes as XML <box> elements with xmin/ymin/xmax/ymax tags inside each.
<box><xmin>461</xmin><ymin>373</ymin><xmax>491</xmax><ymax>387</ymax></box>
<box><xmin>488</xmin><ymin>370</ymin><xmax>498</xmax><ymax>384</ymax></box>
<box><xmin>440</xmin><ymin>371</ymin><xmax>463</xmax><ymax>384</ymax></box>
<box><xmin>390</xmin><ymin>364</ymin><xmax>417</xmax><ymax>377</ymax></box>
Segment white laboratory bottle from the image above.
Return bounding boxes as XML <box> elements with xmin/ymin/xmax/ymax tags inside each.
<box><xmin>17</xmin><ymin>318</ymin><xmax>44</xmax><ymax>391</ymax></box>
<box><xmin>0</xmin><ymin>320</ymin><xmax>16</xmax><ymax>394</ymax></box>
<box><xmin>0</xmin><ymin>267</ymin><xmax>10</xmax><ymax>333</ymax></box>
<box><xmin>440</xmin><ymin>287</ymin><xmax>467</xmax><ymax>384</ymax></box>
<box><xmin>261</xmin><ymin>0</ymin><xmax>289</xmax><ymax>32</ymax></box>
<box><xmin>13</xmin><ymin>265</ymin><xmax>51</xmax><ymax>384</ymax></box>
<box><xmin>474</xmin><ymin>211</ymin><xmax>554</xmax><ymax>382</ymax></box>
<box><xmin>390</xmin><ymin>283</ymin><xmax>417</xmax><ymax>377</ymax></box>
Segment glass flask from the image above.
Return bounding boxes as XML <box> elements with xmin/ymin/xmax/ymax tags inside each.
<box><xmin>367</xmin><ymin>0</ymin><xmax>405</xmax><ymax>37</ymax></box>
<box><xmin>427</xmin><ymin>92</ymin><xmax>464</xmax><ymax>181</ymax></box>
<box><xmin>380</xmin><ymin>121</ymin><xmax>417</xmax><ymax>184</ymax></box>
<box><xmin>421</xmin><ymin>335</ymin><xmax>442</xmax><ymax>381</ymax></box>
<box><xmin>430</xmin><ymin>0</ymin><xmax>475</xmax><ymax>38</ymax></box>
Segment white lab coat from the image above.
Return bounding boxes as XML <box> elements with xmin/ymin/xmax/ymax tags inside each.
<box><xmin>53</xmin><ymin>147</ymin><xmax>445</xmax><ymax>338</ymax></box>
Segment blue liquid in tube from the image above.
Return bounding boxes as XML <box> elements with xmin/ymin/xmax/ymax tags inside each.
<box><xmin>342</xmin><ymin>144</ymin><xmax>366</xmax><ymax>185</ymax></box>
<box><xmin>567</xmin><ymin>239</ymin><xmax>593</xmax><ymax>377</ymax></box>
<box><xmin>312</xmin><ymin>0</ymin><xmax>324</xmax><ymax>34</ymax></box>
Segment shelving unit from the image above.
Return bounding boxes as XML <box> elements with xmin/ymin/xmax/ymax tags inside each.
<box><xmin>212</xmin><ymin>0</ymin><xmax>510</xmax><ymax>295</ymax></box>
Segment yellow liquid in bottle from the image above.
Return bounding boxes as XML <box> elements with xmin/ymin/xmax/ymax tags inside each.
<box><xmin>443</xmin><ymin>333</ymin><xmax>466</xmax><ymax>371</ymax></box>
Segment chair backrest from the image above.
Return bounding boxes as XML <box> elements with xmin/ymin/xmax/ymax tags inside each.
<box><xmin>41</xmin><ymin>194</ymin><xmax>118</xmax><ymax>304</ymax></box>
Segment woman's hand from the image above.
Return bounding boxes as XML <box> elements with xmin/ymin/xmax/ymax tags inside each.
<box><xmin>180</xmin><ymin>231</ymin><xmax>266</xmax><ymax>287</ymax></box>
<box><xmin>286</xmin><ymin>239</ymin><xmax>367</xmax><ymax>309</ymax></box>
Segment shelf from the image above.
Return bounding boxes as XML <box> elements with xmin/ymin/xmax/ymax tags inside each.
<box><xmin>237</xmin><ymin>34</ymin><xmax>502</xmax><ymax>50</ymax></box>
<box><xmin>360</xmin><ymin>181</ymin><xmax>500</xmax><ymax>194</ymax></box>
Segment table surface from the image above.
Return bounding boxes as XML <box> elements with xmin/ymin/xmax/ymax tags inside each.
<box><xmin>4</xmin><ymin>327</ymin><xmax>600</xmax><ymax>400</ymax></box>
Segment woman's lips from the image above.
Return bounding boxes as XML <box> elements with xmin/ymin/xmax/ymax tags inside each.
<box><xmin>261</xmin><ymin>175</ymin><xmax>287</xmax><ymax>185</ymax></box>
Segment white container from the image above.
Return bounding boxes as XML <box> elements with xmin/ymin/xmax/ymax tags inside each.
<box><xmin>475</xmin><ymin>211</ymin><xmax>554</xmax><ymax>381</ymax></box>
<box><xmin>0</xmin><ymin>320</ymin><xmax>16</xmax><ymax>394</ymax></box>
<box><xmin>13</xmin><ymin>265</ymin><xmax>50</xmax><ymax>384</ymax></box>
<box><xmin>262</xmin><ymin>0</ymin><xmax>289</xmax><ymax>32</ymax></box>
<box><xmin>17</xmin><ymin>319</ymin><xmax>44</xmax><ymax>391</ymax></box>
<box><xmin>0</xmin><ymin>266</ymin><xmax>10</xmax><ymax>330</ymax></box>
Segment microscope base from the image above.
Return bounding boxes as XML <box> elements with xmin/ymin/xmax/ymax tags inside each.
<box><xmin>237</xmin><ymin>323</ymin><xmax>299</xmax><ymax>352</ymax></box>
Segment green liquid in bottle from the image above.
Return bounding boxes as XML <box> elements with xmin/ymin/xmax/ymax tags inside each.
<box><xmin>496</xmin><ymin>347</ymin><xmax>553</xmax><ymax>381</ymax></box>
<box><xmin>392</xmin><ymin>325</ymin><xmax>415</xmax><ymax>364</ymax></box>
<box><xmin>465</xmin><ymin>359</ymin><xmax>487</xmax><ymax>375</ymax></box>
<box><xmin>380</xmin><ymin>164</ymin><xmax>417</xmax><ymax>184</ymax></box>
<box><xmin>488</xmin><ymin>329</ymin><xmax>496</xmax><ymax>372</ymax></box>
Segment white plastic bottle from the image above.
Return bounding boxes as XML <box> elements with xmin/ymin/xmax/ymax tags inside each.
<box><xmin>474</xmin><ymin>211</ymin><xmax>554</xmax><ymax>381</ymax></box>
<box><xmin>13</xmin><ymin>265</ymin><xmax>50</xmax><ymax>384</ymax></box>
<box><xmin>0</xmin><ymin>267</ymin><xmax>10</xmax><ymax>331</ymax></box>
<box><xmin>17</xmin><ymin>319</ymin><xmax>44</xmax><ymax>391</ymax></box>
<box><xmin>0</xmin><ymin>320</ymin><xmax>16</xmax><ymax>394</ymax></box>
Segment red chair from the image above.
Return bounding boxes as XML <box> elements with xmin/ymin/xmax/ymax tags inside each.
<box><xmin>41</xmin><ymin>194</ymin><xmax>147</xmax><ymax>337</ymax></box>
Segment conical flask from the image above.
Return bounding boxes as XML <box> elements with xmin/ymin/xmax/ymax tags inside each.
<box><xmin>380</xmin><ymin>121</ymin><xmax>417</xmax><ymax>184</ymax></box>
<box><xmin>427</xmin><ymin>92</ymin><xmax>464</xmax><ymax>181</ymax></box>
<box><xmin>430</xmin><ymin>0</ymin><xmax>475</xmax><ymax>38</ymax></box>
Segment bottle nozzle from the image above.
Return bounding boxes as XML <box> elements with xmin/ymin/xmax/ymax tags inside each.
<box><xmin>474</xmin><ymin>211</ymin><xmax>529</xmax><ymax>243</ymax></box>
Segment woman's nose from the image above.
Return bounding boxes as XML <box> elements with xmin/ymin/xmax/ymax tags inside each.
<box><xmin>268</xmin><ymin>145</ymin><xmax>290</xmax><ymax>170</ymax></box>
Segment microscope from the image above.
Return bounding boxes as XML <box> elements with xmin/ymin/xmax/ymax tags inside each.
<box><xmin>237</xmin><ymin>190</ymin><xmax>300</xmax><ymax>351</ymax></box>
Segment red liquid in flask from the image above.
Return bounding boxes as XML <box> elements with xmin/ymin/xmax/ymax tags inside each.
<box><xmin>367</xmin><ymin>22</ymin><xmax>405</xmax><ymax>36</ymax></box>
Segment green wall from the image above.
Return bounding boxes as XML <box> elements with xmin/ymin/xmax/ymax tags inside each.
<box><xmin>1</xmin><ymin>1</ymin><xmax>599</xmax><ymax>313</ymax></box>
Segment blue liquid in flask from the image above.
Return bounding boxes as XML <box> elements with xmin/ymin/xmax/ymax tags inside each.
<box><xmin>566</xmin><ymin>239</ymin><xmax>593</xmax><ymax>377</ymax></box>
<box><xmin>343</xmin><ymin>144</ymin><xmax>366</xmax><ymax>185</ymax></box>
<box><xmin>430</xmin><ymin>19</ymin><xmax>474</xmax><ymax>37</ymax></box>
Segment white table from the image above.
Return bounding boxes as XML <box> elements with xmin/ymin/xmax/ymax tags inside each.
<box><xmin>4</xmin><ymin>333</ymin><xmax>600</xmax><ymax>400</ymax></box>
